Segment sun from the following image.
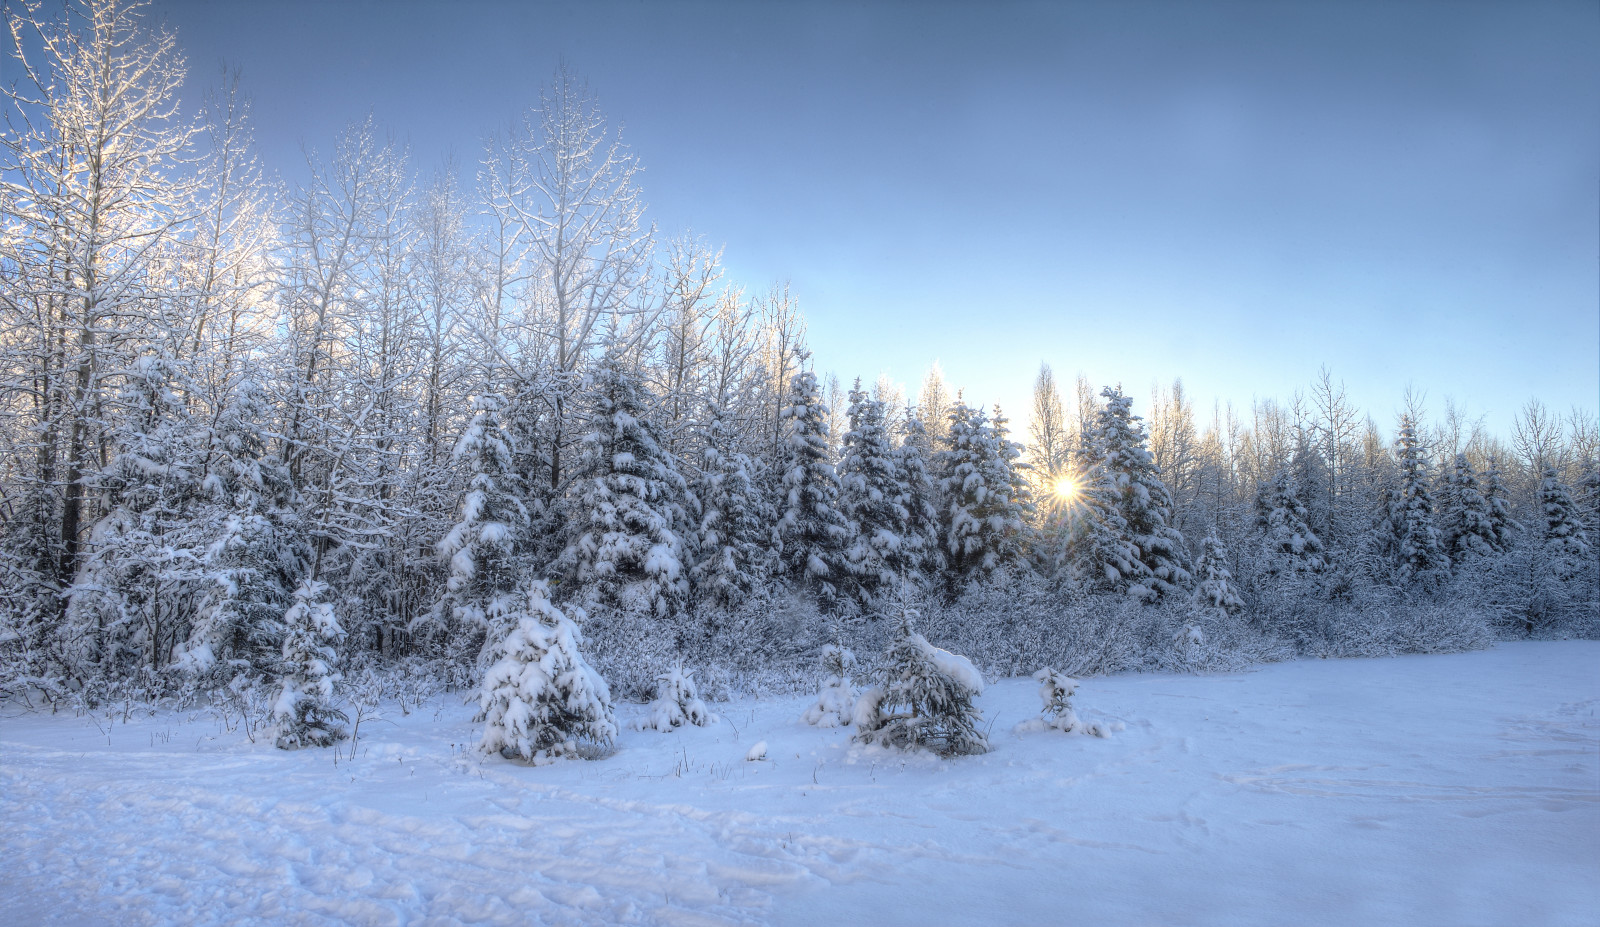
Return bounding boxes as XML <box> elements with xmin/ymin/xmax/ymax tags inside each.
<box><xmin>1052</xmin><ymin>475</ymin><xmax>1078</xmax><ymax>502</ymax></box>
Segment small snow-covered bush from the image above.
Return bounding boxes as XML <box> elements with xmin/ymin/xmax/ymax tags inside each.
<box><xmin>632</xmin><ymin>661</ymin><xmax>715</xmax><ymax>731</ymax></box>
<box><xmin>802</xmin><ymin>644</ymin><xmax>856</xmax><ymax>727</ymax></box>
<box><xmin>1015</xmin><ymin>667</ymin><xmax>1107</xmax><ymax>737</ymax></box>
<box><xmin>854</xmin><ymin>607</ymin><xmax>987</xmax><ymax>756</ymax></box>
<box><xmin>272</xmin><ymin>580</ymin><xmax>348</xmax><ymax>750</ymax></box>
<box><xmin>479</xmin><ymin>581</ymin><xmax>617</xmax><ymax>764</ymax></box>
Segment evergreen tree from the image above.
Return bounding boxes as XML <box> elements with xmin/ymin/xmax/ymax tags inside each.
<box><xmin>838</xmin><ymin>381</ymin><xmax>910</xmax><ymax>603</ymax></box>
<box><xmin>632</xmin><ymin>661</ymin><xmax>716</xmax><ymax>731</ymax></box>
<box><xmin>1067</xmin><ymin>428</ymin><xmax>1143</xmax><ymax>595</ymax></box>
<box><xmin>853</xmin><ymin>603</ymin><xmax>987</xmax><ymax>756</ymax></box>
<box><xmin>1023</xmin><ymin>668</ymin><xmax>1107</xmax><ymax>736</ymax></box>
<box><xmin>562</xmin><ymin>351</ymin><xmax>690</xmax><ymax>618</ymax></box>
<box><xmin>1255</xmin><ymin>468</ymin><xmax>1329</xmax><ymax>576</ymax></box>
<box><xmin>690</xmin><ymin>402</ymin><xmax>770</xmax><ymax>609</ymax></box>
<box><xmin>272</xmin><ymin>579</ymin><xmax>348</xmax><ymax>749</ymax></box>
<box><xmin>1385</xmin><ymin>415</ymin><xmax>1449</xmax><ymax>580</ymax></box>
<box><xmin>1437</xmin><ymin>453</ymin><xmax>1497</xmax><ymax>564</ymax></box>
<box><xmin>776</xmin><ymin>363</ymin><xmax>852</xmax><ymax>601</ymax></box>
<box><xmin>478</xmin><ymin>580</ymin><xmax>617</xmax><ymax>763</ymax></box>
<box><xmin>1482</xmin><ymin>455</ymin><xmax>1520</xmax><ymax>552</ymax></box>
<box><xmin>435</xmin><ymin>395</ymin><xmax>530</xmax><ymax>657</ymax></box>
<box><xmin>1576</xmin><ymin>458</ymin><xmax>1600</xmax><ymax>535</ymax></box>
<box><xmin>895</xmin><ymin>410</ymin><xmax>944</xmax><ymax>580</ymax></box>
<box><xmin>1538</xmin><ymin>467</ymin><xmax>1592</xmax><ymax>568</ymax></box>
<box><xmin>1193</xmin><ymin>528</ymin><xmax>1245</xmax><ymax>613</ymax></box>
<box><xmin>802</xmin><ymin>644</ymin><xmax>856</xmax><ymax>727</ymax></box>
<box><xmin>936</xmin><ymin>401</ymin><xmax>1033</xmax><ymax>587</ymax></box>
<box><xmin>1071</xmin><ymin>387</ymin><xmax>1191</xmax><ymax>600</ymax></box>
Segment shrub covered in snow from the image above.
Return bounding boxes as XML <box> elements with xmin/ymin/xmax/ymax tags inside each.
<box><xmin>801</xmin><ymin>644</ymin><xmax>856</xmax><ymax>727</ymax></box>
<box><xmin>1016</xmin><ymin>667</ymin><xmax>1107</xmax><ymax>737</ymax></box>
<box><xmin>854</xmin><ymin>607</ymin><xmax>987</xmax><ymax>756</ymax></box>
<box><xmin>479</xmin><ymin>581</ymin><xmax>617</xmax><ymax>764</ymax></box>
<box><xmin>272</xmin><ymin>580</ymin><xmax>348</xmax><ymax>750</ymax></box>
<box><xmin>632</xmin><ymin>662</ymin><xmax>716</xmax><ymax>731</ymax></box>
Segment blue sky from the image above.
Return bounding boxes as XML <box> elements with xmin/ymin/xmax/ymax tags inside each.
<box><xmin>149</xmin><ymin>0</ymin><xmax>1598</xmax><ymax>438</ymax></box>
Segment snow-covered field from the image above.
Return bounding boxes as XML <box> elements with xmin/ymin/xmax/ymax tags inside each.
<box><xmin>3</xmin><ymin>641</ymin><xmax>1596</xmax><ymax>927</ymax></box>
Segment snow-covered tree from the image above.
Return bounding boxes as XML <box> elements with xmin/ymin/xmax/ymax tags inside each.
<box><xmin>776</xmin><ymin>364</ymin><xmax>851</xmax><ymax>601</ymax></box>
<box><xmin>272</xmin><ymin>579</ymin><xmax>348</xmax><ymax>749</ymax></box>
<box><xmin>1193</xmin><ymin>528</ymin><xmax>1244</xmax><ymax>613</ymax></box>
<box><xmin>853</xmin><ymin>604</ymin><xmax>987</xmax><ymax>756</ymax></box>
<box><xmin>632</xmin><ymin>661</ymin><xmax>715</xmax><ymax>731</ymax></box>
<box><xmin>1538</xmin><ymin>467</ymin><xmax>1592</xmax><ymax>568</ymax></box>
<box><xmin>801</xmin><ymin>644</ymin><xmax>856</xmax><ymax>727</ymax></box>
<box><xmin>434</xmin><ymin>395</ymin><xmax>529</xmax><ymax>655</ymax></box>
<box><xmin>1438</xmin><ymin>453</ymin><xmax>1497</xmax><ymax>564</ymax></box>
<box><xmin>1255</xmin><ymin>468</ymin><xmax>1328</xmax><ymax>576</ymax></box>
<box><xmin>838</xmin><ymin>381</ymin><xmax>910</xmax><ymax>603</ymax></box>
<box><xmin>562</xmin><ymin>351</ymin><xmax>690</xmax><ymax>617</ymax></box>
<box><xmin>690</xmin><ymin>402</ymin><xmax>771</xmax><ymax>610</ymax></box>
<box><xmin>895</xmin><ymin>410</ymin><xmax>944</xmax><ymax>579</ymax></box>
<box><xmin>1070</xmin><ymin>387</ymin><xmax>1191</xmax><ymax>600</ymax></box>
<box><xmin>1384</xmin><ymin>415</ymin><xmax>1449</xmax><ymax>580</ymax></box>
<box><xmin>478</xmin><ymin>581</ymin><xmax>617</xmax><ymax>764</ymax></box>
<box><xmin>936</xmin><ymin>401</ymin><xmax>1033</xmax><ymax>587</ymax></box>
<box><xmin>1017</xmin><ymin>668</ymin><xmax>1107</xmax><ymax>736</ymax></box>
<box><xmin>1482</xmin><ymin>455</ymin><xmax>1520</xmax><ymax>553</ymax></box>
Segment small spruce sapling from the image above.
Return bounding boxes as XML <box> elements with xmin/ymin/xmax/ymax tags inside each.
<box><xmin>272</xmin><ymin>579</ymin><xmax>348</xmax><ymax>749</ymax></box>
<box><xmin>802</xmin><ymin>644</ymin><xmax>857</xmax><ymax>727</ymax></box>
<box><xmin>1016</xmin><ymin>667</ymin><xmax>1108</xmax><ymax>737</ymax></box>
<box><xmin>853</xmin><ymin>603</ymin><xmax>987</xmax><ymax>756</ymax></box>
<box><xmin>479</xmin><ymin>581</ymin><xmax>618</xmax><ymax>764</ymax></box>
<box><xmin>632</xmin><ymin>661</ymin><xmax>716</xmax><ymax>731</ymax></box>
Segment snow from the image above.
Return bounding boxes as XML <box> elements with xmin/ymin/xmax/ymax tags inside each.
<box><xmin>3</xmin><ymin>642</ymin><xmax>1596</xmax><ymax>926</ymax></box>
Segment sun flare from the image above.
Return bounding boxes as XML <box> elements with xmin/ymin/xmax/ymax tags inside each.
<box><xmin>1053</xmin><ymin>475</ymin><xmax>1078</xmax><ymax>501</ymax></box>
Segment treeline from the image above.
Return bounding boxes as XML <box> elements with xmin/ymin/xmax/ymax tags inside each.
<box><xmin>1</xmin><ymin>0</ymin><xmax>1595</xmax><ymax>703</ymax></box>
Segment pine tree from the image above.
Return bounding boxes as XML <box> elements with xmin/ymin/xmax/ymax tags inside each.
<box><xmin>936</xmin><ymin>401</ymin><xmax>1033</xmax><ymax>587</ymax></box>
<box><xmin>1538</xmin><ymin>467</ymin><xmax>1592</xmax><ymax>568</ymax></box>
<box><xmin>1576</xmin><ymin>458</ymin><xmax>1600</xmax><ymax>536</ymax></box>
<box><xmin>1193</xmin><ymin>528</ymin><xmax>1244</xmax><ymax>613</ymax></box>
<box><xmin>1071</xmin><ymin>387</ymin><xmax>1191</xmax><ymax>599</ymax></box>
<box><xmin>1386</xmin><ymin>415</ymin><xmax>1449</xmax><ymax>580</ymax></box>
<box><xmin>632</xmin><ymin>661</ymin><xmax>716</xmax><ymax>731</ymax></box>
<box><xmin>690</xmin><ymin>402</ymin><xmax>770</xmax><ymax>609</ymax></box>
<box><xmin>801</xmin><ymin>644</ymin><xmax>856</xmax><ymax>727</ymax></box>
<box><xmin>272</xmin><ymin>579</ymin><xmax>348</xmax><ymax>749</ymax></box>
<box><xmin>1255</xmin><ymin>468</ymin><xmax>1329</xmax><ymax>576</ymax></box>
<box><xmin>1068</xmin><ymin>429</ymin><xmax>1143</xmax><ymax>594</ymax></box>
<box><xmin>1023</xmin><ymin>668</ymin><xmax>1107</xmax><ymax>736</ymax></box>
<box><xmin>562</xmin><ymin>351</ymin><xmax>690</xmax><ymax>618</ymax></box>
<box><xmin>838</xmin><ymin>381</ymin><xmax>910</xmax><ymax>603</ymax></box>
<box><xmin>479</xmin><ymin>580</ymin><xmax>617</xmax><ymax>763</ymax></box>
<box><xmin>895</xmin><ymin>410</ymin><xmax>944</xmax><ymax>579</ymax></box>
<box><xmin>435</xmin><ymin>395</ymin><xmax>530</xmax><ymax>657</ymax></box>
<box><xmin>853</xmin><ymin>603</ymin><xmax>987</xmax><ymax>756</ymax></box>
<box><xmin>1482</xmin><ymin>455</ymin><xmax>1520</xmax><ymax>552</ymax></box>
<box><xmin>1437</xmin><ymin>453</ymin><xmax>1497</xmax><ymax>564</ymax></box>
<box><xmin>776</xmin><ymin>363</ymin><xmax>852</xmax><ymax>601</ymax></box>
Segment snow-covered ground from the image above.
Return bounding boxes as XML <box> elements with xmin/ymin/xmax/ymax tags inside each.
<box><xmin>3</xmin><ymin>641</ymin><xmax>1596</xmax><ymax>926</ymax></box>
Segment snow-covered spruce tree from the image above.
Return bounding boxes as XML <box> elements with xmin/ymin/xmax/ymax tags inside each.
<box><xmin>1070</xmin><ymin>387</ymin><xmax>1191</xmax><ymax>600</ymax></box>
<box><xmin>1575</xmin><ymin>458</ymin><xmax>1600</xmax><ymax>536</ymax></box>
<box><xmin>479</xmin><ymin>580</ymin><xmax>617</xmax><ymax>763</ymax></box>
<box><xmin>895</xmin><ymin>410</ymin><xmax>944</xmax><ymax>580</ymax></box>
<box><xmin>65</xmin><ymin>354</ymin><xmax>207</xmax><ymax>675</ymax></box>
<box><xmin>177</xmin><ymin>379</ymin><xmax>310</xmax><ymax>677</ymax></box>
<box><xmin>802</xmin><ymin>643</ymin><xmax>856</xmax><ymax>727</ymax></box>
<box><xmin>1538</xmin><ymin>467</ymin><xmax>1592</xmax><ymax>570</ymax></box>
<box><xmin>1385</xmin><ymin>415</ymin><xmax>1449</xmax><ymax>581</ymax></box>
<box><xmin>853</xmin><ymin>603</ymin><xmax>987</xmax><ymax>756</ymax></box>
<box><xmin>1193</xmin><ymin>528</ymin><xmax>1245</xmax><ymax>613</ymax></box>
<box><xmin>936</xmin><ymin>401</ymin><xmax>1033</xmax><ymax>588</ymax></box>
<box><xmin>776</xmin><ymin>363</ymin><xmax>852</xmax><ymax>602</ymax></box>
<box><xmin>1482</xmin><ymin>455</ymin><xmax>1521</xmax><ymax>553</ymax></box>
<box><xmin>1017</xmin><ymin>668</ymin><xmax>1106</xmax><ymax>737</ymax></box>
<box><xmin>1254</xmin><ymin>468</ymin><xmax>1329</xmax><ymax>576</ymax></box>
<box><xmin>272</xmin><ymin>579</ymin><xmax>348</xmax><ymax>749</ymax></box>
<box><xmin>838</xmin><ymin>381</ymin><xmax>911</xmax><ymax>604</ymax></box>
<box><xmin>632</xmin><ymin>661</ymin><xmax>715</xmax><ymax>731</ymax></box>
<box><xmin>690</xmin><ymin>401</ymin><xmax>771</xmax><ymax>610</ymax></box>
<box><xmin>562</xmin><ymin>350</ymin><xmax>691</xmax><ymax>617</ymax></box>
<box><xmin>1068</xmin><ymin>432</ymin><xmax>1143</xmax><ymax>595</ymax></box>
<box><xmin>1437</xmin><ymin>453</ymin><xmax>1498</xmax><ymax>565</ymax></box>
<box><xmin>434</xmin><ymin>395</ymin><xmax>530</xmax><ymax>662</ymax></box>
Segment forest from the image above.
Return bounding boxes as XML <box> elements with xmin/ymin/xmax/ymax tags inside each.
<box><xmin>2</xmin><ymin>0</ymin><xmax>1596</xmax><ymax>724</ymax></box>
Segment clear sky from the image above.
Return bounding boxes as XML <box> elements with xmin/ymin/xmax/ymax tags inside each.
<box><xmin>147</xmin><ymin>0</ymin><xmax>1598</xmax><ymax>438</ymax></box>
